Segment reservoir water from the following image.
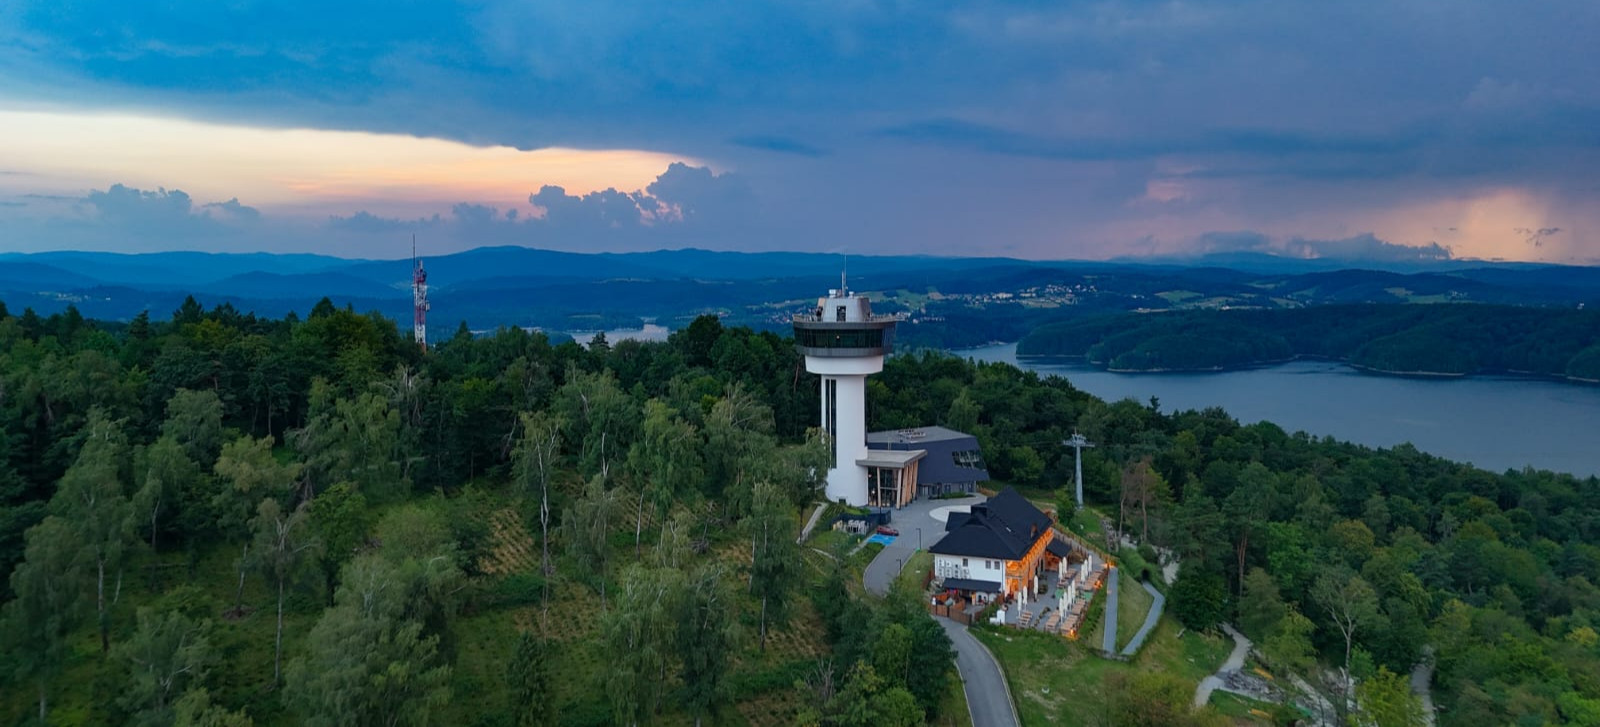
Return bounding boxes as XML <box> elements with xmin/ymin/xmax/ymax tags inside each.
<box><xmin>959</xmin><ymin>343</ymin><xmax>1600</xmax><ymax>479</ymax></box>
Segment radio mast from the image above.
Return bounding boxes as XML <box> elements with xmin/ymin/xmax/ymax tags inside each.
<box><xmin>412</xmin><ymin>235</ymin><xmax>429</xmax><ymax>351</ymax></box>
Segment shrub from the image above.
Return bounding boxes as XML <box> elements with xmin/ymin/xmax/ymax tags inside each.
<box><xmin>483</xmin><ymin>572</ymin><xmax>546</xmax><ymax>609</ymax></box>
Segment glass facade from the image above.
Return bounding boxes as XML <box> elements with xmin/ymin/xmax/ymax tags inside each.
<box><xmin>868</xmin><ymin>466</ymin><xmax>901</xmax><ymax>508</ymax></box>
<box><xmin>794</xmin><ymin>326</ymin><xmax>887</xmax><ymax>351</ymax></box>
<box><xmin>825</xmin><ymin>378</ymin><xmax>838</xmax><ymax>466</ymax></box>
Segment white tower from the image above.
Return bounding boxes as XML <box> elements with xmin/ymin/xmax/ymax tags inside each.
<box><xmin>794</xmin><ymin>276</ymin><xmax>898</xmax><ymax>506</ymax></box>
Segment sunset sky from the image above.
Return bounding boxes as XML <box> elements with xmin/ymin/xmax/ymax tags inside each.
<box><xmin>0</xmin><ymin>1</ymin><xmax>1595</xmax><ymax>262</ymax></box>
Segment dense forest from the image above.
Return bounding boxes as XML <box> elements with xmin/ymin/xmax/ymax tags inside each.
<box><xmin>0</xmin><ymin>298</ymin><xmax>955</xmax><ymax>726</ymax></box>
<box><xmin>5</xmin><ymin>296</ymin><xmax>1600</xmax><ymax>725</ymax></box>
<box><xmin>1018</xmin><ymin>304</ymin><xmax>1600</xmax><ymax>379</ymax></box>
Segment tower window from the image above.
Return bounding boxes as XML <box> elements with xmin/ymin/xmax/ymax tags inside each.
<box><xmin>835</xmin><ymin>305</ymin><xmax>847</xmax><ymax>321</ymax></box>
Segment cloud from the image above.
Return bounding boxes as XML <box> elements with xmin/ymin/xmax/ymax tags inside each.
<box><xmin>1183</xmin><ymin>231</ymin><xmax>1452</xmax><ymax>263</ymax></box>
<box><xmin>1283</xmin><ymin>234</ymin><xmax>1452</xmax><ymax>263</ymax></box>
<box><xmin>85</xmin><ymin>184</ymin><xmax>197</xmax><ymax>225</ymax></box>
<box><xmin>1515</xmin><ymin>227</ymin><xmax>1562</xmax><ymax>247</ymax></box>
<box><xmin>1194</xmin><ymin>231</ymin><xmax>1273</xmax><ymax>254</ymax></box>
<box><xmin>644</xmin><ymin>163</ymin><xmax>754</xmax><ymax>225</ymax></box>
<box><xmin>312</xmin><ymin>164</ymin><xmax>759</xmax><ymax>253</ymax></box>
<box><xmin>0</xmin><ymin>0</ymin><xmax>1595</xmax><ymax>260</ymax></box>
<box><xmin>0</xmin><ymin>183</ymin><xmax>290</xmax><ymax>253</ymax></box>
<box><xmin>327</xmin><ymin>210</ymin><xmax>442</xmax><ymax>234</ymax></box>
<box><xmin>204</xmin><ymin>197</ymin><xmax>260</xmax><ymax>220</ymax></box>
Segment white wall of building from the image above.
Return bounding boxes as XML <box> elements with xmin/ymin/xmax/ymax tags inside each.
<box><xmin>807</xmin><ymin>354</ymin><xmax>882</xmax><ymax>506</ymax></box>
<box><xmin>933</xmin><ymin>553</ymin><xmax>1007</xmax><ymax>584</ymax></box>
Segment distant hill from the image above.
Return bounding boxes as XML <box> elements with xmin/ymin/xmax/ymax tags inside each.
<box><xmin>1</xmin><ymin>247</ymin><xmax>1597</xmax><ymax>348</ymax></box>
<box><xmin>1018</xmin><ymin>304</ymin><xmax>1600</xmax><ymax>380</ymax></box>
<box><xmin>186</xmin><ymin>271</ymin><xmax>408</xmax><ymax>301</ymax></box>
<box><xmin>0</xmin><ymin>262</ymin><xmax>101</xmax><ymax>291</ymax></box>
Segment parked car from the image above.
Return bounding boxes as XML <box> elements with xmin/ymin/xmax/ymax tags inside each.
<box><xmin>876</xmin><ymin>525</ymin><xmax>899</xmax><ymax>536</ymax></box>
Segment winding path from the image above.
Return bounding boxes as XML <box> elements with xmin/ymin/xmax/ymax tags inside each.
<box><xmin>1194</xmin><ymin>624</ymin><xmax>1252</xmax><ymax>707</ymax></box>
<box><xmin>1120</xmin><ymin>581</ymin><xmax>1164</xmax><ymax>656</ymax></box>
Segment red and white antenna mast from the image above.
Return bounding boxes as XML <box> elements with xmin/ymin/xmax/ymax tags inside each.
<box><xmin>412</xmin><ymin>235</ymin><xmax>429</xmax><ymax>351</ymax></box>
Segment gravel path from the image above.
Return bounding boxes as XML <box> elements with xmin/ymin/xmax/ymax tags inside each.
<box><xmin>1194</xmin><ymin>624</ymin><xmax>1252</xmax><ymax>707</ymax></box>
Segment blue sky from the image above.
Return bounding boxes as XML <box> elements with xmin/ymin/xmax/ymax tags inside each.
<box><xmin>0</xmin><ymin>0</ymin><xmax>1595</xmax><ymax>261</ymax></box>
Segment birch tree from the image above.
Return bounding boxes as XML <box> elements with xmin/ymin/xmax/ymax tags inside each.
<box><xmin>52</xmin><ymin>408</ymin><xmax>134</xmax><ymax>652</ymax></box>
<box><xmin>512</xmin><ymin>411</ymin><xmax>563</xmax><ymax>580</ymax></box>
<box><xmin>1313</xmin><ymin>567</ymin><xmax>1380</xmax><ymax>691</ymax></box>
<box><xmin>134</xmin><ymin>435</ymin><xmax>200</xmax><ymax>551</ymax></box>
<box><xmin>626</xmin><ymin>399</ymin><xmax>702</xmax><ymax>557</ymax></box>
<box><xmin>563</xmin><ymin>474</ymin><xmax>619</xmax><ymax>608</ymax></box>
<box><xmin>2</xmin><ymin>516</ymin><xmax>85</xmax><ymax>723</ymax></box>
<box><xmin>678</xmin><ymin>562</ymin><xmax>740</xmax><ymax>727</ymax></box>
<box><xmin>746</xmin><ymin>481</ymin><xmax>798</xmax><ymax>651</ymax></box>
<box><xmin>604</xmin><ymin>564</ymin><xmax>683</xmax><ymax>725</ymax></box>
<box><xmin>161</xmin><ymin>388</ymin><xmax>225</xmax><ymax>469</ymax></box>
<box><xmin>214</xmin><ymin>435</ymin><xmax>299</xmax><ymax>616</ymax></box>
<box><xmin>114</xmin><ymin>607</ymin><xmax>213</xmax><ymax>725</ymax></box>
<box><xmin>251</xmin><ymin>498</ymin><xmax>319</xmax><ymax>683</ymax></box>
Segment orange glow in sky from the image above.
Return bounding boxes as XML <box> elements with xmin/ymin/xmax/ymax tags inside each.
<box><xmin>0</xmin><ymin>108</ymin><xmax>696</xmax><ymax>214</ymax></box>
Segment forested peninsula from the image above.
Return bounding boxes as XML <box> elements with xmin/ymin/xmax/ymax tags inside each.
<box><xmin>1017</xmin><ymin>304</ymin><xmax>1600</xmax><ymax>380</ymax></box>
<box><xmin>4</xmin><ymin>297</ymin><xmax>1600</xmax><ymax>725</ymax></box>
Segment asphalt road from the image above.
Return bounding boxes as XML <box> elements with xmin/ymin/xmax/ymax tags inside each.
<box><xmin>860</xmin><ymin>495</ymin><xmax>1019</xmax><ymax>727</ymax></box>
<box><xmin>939</xmin><ymin>618</ymin><xmax>1023</xmax><ymax>727</ymax></box>
<box><xmin>861</xmin><ymin>497</ymin><xmax>945</xmax><ymax>596</ymax></box>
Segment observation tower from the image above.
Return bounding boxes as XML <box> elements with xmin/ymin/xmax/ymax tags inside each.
<box><xmin>793</xmin><ymin>276</ymin><xmax>899</xmax><ymax>506</ymax></box>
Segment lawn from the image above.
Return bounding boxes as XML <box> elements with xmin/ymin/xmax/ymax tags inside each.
<box><xmin>974</xmin><ymin>612</ymin><xmax>1233</xmax><ymax>727</ymax></box>
<box><xmin>1116</xmin><ymin>569</ymin><xmax>1156</xmax><ymax>650</ymax></box>
<box><xmin>894</xmin><ymin>549</ymin><xmax>934</xmax><ymax>593</ymax></box>
<box><xmin>1208</xmin><ymin>691</ymin><xmax>1281</xmax><ymax>724</ymax></box>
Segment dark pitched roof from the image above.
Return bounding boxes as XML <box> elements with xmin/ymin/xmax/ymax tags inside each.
<box><xmin>929</xmin><ymin>488</ymin><xmax>1054</xmax><ymax>561</ymax></box>
<box><xmin>942</xmin><ymin>578</ymin><xmax>1003</xmax><ymax>594</ymax></box>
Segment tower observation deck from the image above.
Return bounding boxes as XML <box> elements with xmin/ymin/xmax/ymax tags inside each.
<box><xmin>793</xmin><ymin>283</ymin><xmax>899</xmax><ymax>506</ymax></box>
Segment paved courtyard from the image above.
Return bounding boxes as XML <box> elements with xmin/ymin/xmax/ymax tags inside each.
<box><xmin>862</xmin><ymin>493</ymin><xmax>984</xmax><ymax>596</ymax></box>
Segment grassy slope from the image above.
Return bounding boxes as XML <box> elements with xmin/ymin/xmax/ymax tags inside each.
<box><xmin>974</xmin><ymin>614</ymin><xmax>1232</xmax><ymax>727</ymax></box>
<box><xmin>1208</xmin><ymin>692</ymin><xmax>1278</xmax><ymax>724</ymax></box>
<box><xmin>1115</xmin><ymin>568</ymin><xmax>1155</xmax><ymax>649</ymax></box>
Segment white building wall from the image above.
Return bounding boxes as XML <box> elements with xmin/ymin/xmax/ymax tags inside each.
<box><xmin>807</xmin><ymin>354</ymin><xmax>883</xmax><ymax>507</ymax></box>
<box><xmin>933</xmin><ymin>553</ymin><xmax>1007</xmax><ymax>584</ymax></box>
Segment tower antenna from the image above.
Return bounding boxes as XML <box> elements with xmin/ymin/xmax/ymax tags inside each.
<box><xmin>841</xmin><ymin>254</ymin><xmax>847</xmax><ymax>294</ymax></box>
<box><xmin>412</xmin><ymin>235</ymin><xmax>429</xmax><ymax>352</ymax></box>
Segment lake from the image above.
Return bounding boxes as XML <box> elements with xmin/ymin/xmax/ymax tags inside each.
<box><xmin>957</xmin><ymin>343</ymin><xmax>1600</xmax><ymax>479</ymax></box>
<box><xmin>567</xmin><ymin>323</ymin><xmax>673</xmax><ymax>347</ymax></box>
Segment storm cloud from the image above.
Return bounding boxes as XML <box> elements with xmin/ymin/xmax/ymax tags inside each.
<box><xmin>0</xmin><ymin>0</ymin><xmax>1594</xmax><ymax>260</ymax></box>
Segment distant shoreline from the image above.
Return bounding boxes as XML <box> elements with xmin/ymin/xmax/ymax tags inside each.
<box><xmin>968</xmin><ymin>345</ymin><xmax>1600</xmax><ymax>386</ymax></box>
